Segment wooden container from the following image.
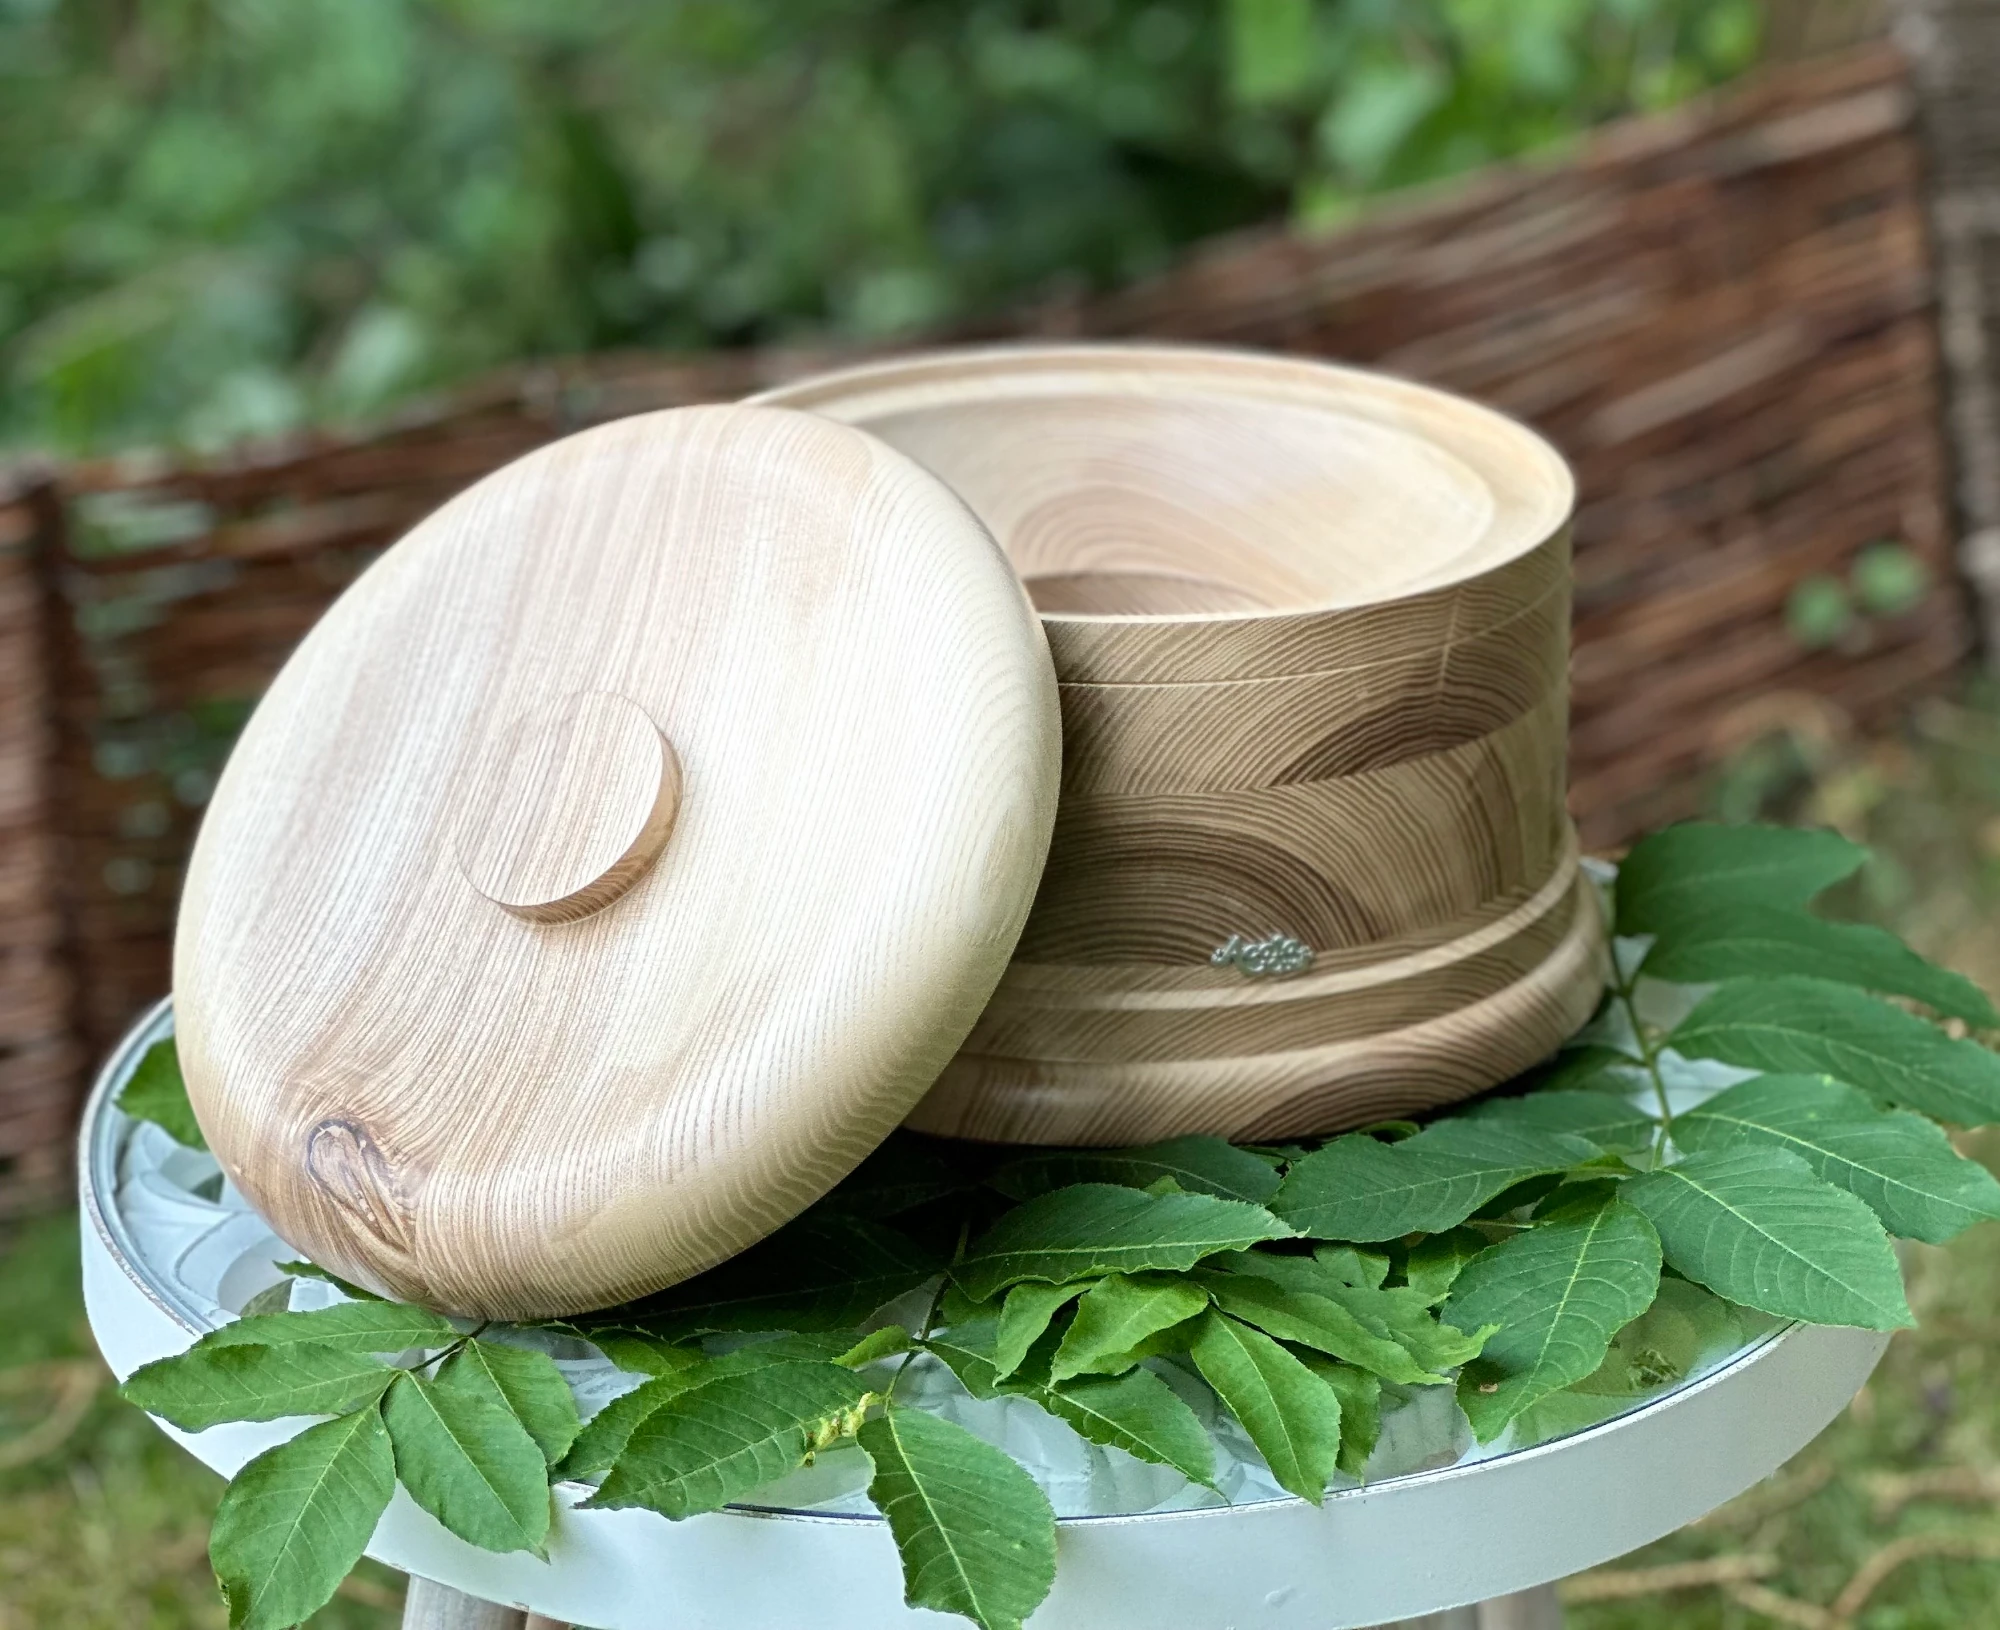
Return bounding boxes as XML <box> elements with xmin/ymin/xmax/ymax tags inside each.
<box><xmin>173</xmin><ymin>351</ymin><xmax>1606</xmax><ymax>1318</ymax></box>
<box><xmin>758</xmin><ymin>346</ymin><xmax>1606</xmax><ymax>1144</ymax></box>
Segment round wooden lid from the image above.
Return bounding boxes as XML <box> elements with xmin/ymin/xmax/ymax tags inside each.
<box><xmin>173</xmin><ymin>405</ymin><xmax>1061</xmax><ymax>1320</ymax></box>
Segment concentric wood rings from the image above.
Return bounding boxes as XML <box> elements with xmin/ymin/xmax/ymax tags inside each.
<box><xmin>758</xmin><ymin>346</ymin><xmax>1607</xmax><ymax>1142</ymax></box>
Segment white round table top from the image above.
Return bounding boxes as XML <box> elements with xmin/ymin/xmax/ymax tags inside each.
<box><xmin>83</xmin><ymin>1001</ymin><xmax>1888</xmax><ymax>1630</ymax></box>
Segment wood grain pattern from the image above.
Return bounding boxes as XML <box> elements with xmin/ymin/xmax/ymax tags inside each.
<box><xmin>1017</xmin><ymin>690</ymin><xmax>1568</xmax><ymax>963</ymax></box>
<box><xmin>968</xmin><ymin>855</ymin><xmax>1583</xmax><ymax>1061</ymax></box>
<box><xmin>994</xmin><ymin>866</ymin><xmax>1575</xmax><ymax>998</ymax></box>
<box><xmin>1051</xmin><ymin>587</ymin><xmax>1568</xmax><ymax>796</ymax></box>
<box><xmin>911</xmin><ymin>877</ymin><xmax>1608</xmax><ymax>1144</ymax></box>
<box><xmin>174</xmin><ymin>405</ymin><xmax>1061</xmax><ymax>1318</ymax></box>
<box><xmin>757</xmin><ymin>347</ymin><xmax>1574</xmax><ymax>682</ymax></box>
<box><xmin>1037</xmin><ymin>539</ymin><xmax>1571</xmax><ymax>684</ymax></box>
<box><xmin>763</xmin><ymin>345</ymin><xmax>1601</xmax><ymax>1142</ymax></box>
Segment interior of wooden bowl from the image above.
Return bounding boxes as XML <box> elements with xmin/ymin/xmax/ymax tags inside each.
<box><xmin>759</xmin><ymin>346</ymin><xmax>1575</xmax><ymax>620</ymax></box>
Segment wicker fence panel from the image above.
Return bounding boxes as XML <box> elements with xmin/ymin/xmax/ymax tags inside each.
<box><xmin>0</xmin><ymin>472</ymin><xmax>77</xmax><ymax>1214</ymax></box>
<box><xmin>1895</xmin><ymin>0</ymin><xmax>2000</xmax><ymax>652</ymax></box>
<box><xmin>6</xmin><ymin>43</ymin><xmax>1975</xmax><ymax>1191</ymax></box>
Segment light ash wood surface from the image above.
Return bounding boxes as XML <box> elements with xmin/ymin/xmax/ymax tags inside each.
<box><xmin>453</xmin><ymin>691</ymin><xmax>683</xmax><ymax>924</ymax></box>
<box><xmin>1051</xmin><ymin>593</ymin><xmax>1569</xmax><ymax>798</ymax></box>
<box><xmin>174</xmin><ymin>405</ymin><xmax>1060</xmax><ymax>1318</ymax></box>
<box><xmin>1015</xmin><ymin>692</ymin><xmax>1567</xmax><ymax>964</ymax></box>
<box><xmin>761</xmin><ymin>345</ymin><xmax>1601</xmax><ymax>1143</ymax></box>
<box><xmin>758</xmin><ymin>347</ymin><xmax>1574</xmax><ymax>681</ymax></box>
<box><xmin>970</xmin><ymin>850</ymin><xmax>1585</xmax><ymax>1062</ymax></box>
<box><xmin>911</xmin><ymin>877</ymin><xmax>1606</xmax><ymax>1144</ymax></box>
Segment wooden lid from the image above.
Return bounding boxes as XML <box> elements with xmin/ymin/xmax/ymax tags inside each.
<box><xmin>173</xmin><ymin>405</ymin><xmax>1061</xmax><ymax>1320</ymax></box>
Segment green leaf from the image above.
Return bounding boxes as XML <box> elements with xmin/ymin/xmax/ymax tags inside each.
<box><xmin>1188</xmin><ymin>1311</ymin><xmax>1343</xmax><ymax>1503</ymax></box>
<box><xmin>1572</xmin><ymin>1277</ymin><xmax>1741</xmax><ymax>1395</ymax></box>
<box><xmin>1214</xmin><ymin>1249</ymin><xmax>1365</xmax><ymax>1299</ymax></box>
<box><xmin>382</xmin><ymin>1371</ymin><xmax>550</xmax><ymax>1554</ymax></box>
<box><xmin>1321</xmin><ymin>57</ymin><xmax>1446</xmax><ymax>181</ymax></box>
<box><xmin>558</xmin><ymin>1373</ymin><xmax>700</xmax><ymax>1481</ymax></box>
<box><xmin>1227</xmin><ymin>0</ymin><xmax>1315</xmax><ymax>106</ymax></box>
<box><xmin>1626</xmin><ymin>1148</ymin><xmax>1913</xmax><ymax>1330</ymax></box>
<box><xmin>1323</xmin><ymin>1282</ymin><xmax>1491</xmax><ymax>1376</ymax></box>
<box><xmin>117</xmin><ymin>1038</ymin><xmax>206</xmax><ymax>1150</ymax></box>
<box><xmin>1522</xmin><ymin>1046</ymin><xmax>1647</xmax><ymax>1095</ymax></box>
<box><xmin>707</xmin><ymin>1332</ymin><xmax>892</xmax><ymax>1377</ymax></box>
<box><xmin>993</xmin><ymin>1282</ymin><xmax>1086</xmax><ymax>1381</ymax></box>
<box><xmin>240</xmin><ymin>1280</ymin><xmax>293</xmax><ymax>1317</ymax></box>
<box><xmin>1445</xmin><ymin>1195</ymin><xmax>1663</xmax><ymax>1440</ymax></box>
<box><xmin>1314</xmin><ymin>1245</ymin><xmax>1391</xmax><ymax>1289</ymax></box>
<box><xmin>1197</xmin><ymin>1272</ymin><xmax>1441</xmax><ymax>1385</ymax></box>
<box><xmin>1271</xmin><ymin>1122</ymin><xmax>1599</xmax><ymax>1242</ymax></box>
<box><xmin>1051</xmin><ymin>1273</ymin><xmax>1211</xmax><ymax>1381</ymax></box>
<box><xmin>1461</xmin><ymin>1092</ymin><xmax>1657</xmax><ymax>1154</ymax></box>
<box><xmin>1671</xmin><ymin>976</ymin><xmax>2000</xmax><ymax>1127</ymax></box>
<box><xmin>1674</xmin><ymin>1075</ymin><xmax>2000</xmax><ymax>1244</ymax></box>
<box><xmin>954</xmin><ymin>1185</ymin><xmax>1292</xmax><ymax>1303</ymax></box>
<box><xmin>565</xmin><ymin>1331</ymin><xmax>882</xmax><ymax>1478</ymax></box>
<box><xmin>276</xmin><ymin>1261</ymin><xmax>384</xmax><ymax>1302</ymax></box>
<box><xmin>938</xmin><ymin>1283</ymin><xmax>990</xmax><ymax>1329</ymax></box>
<box><xmin>1643</xmin><ymin>905</ymin><xmax>1997</xmax><ymax>1026</ymax></box>
<box><xmin>931</xmin><ymin>1314</ymin><xmax>1215</xmax><ymax>1489</ymax></box>
<box><xmin>588</xmin><ymin>1329</ymin><xmax>705</xmax><ymax>1379</ymax></box>
<box><xmin>923</xmin><ymin>1321</ymin><xmax>1004</xmax><ymax>1400</ymax></box>
<box><xmin>1852</xmin><ymin>540</ymin><xmax>1930</xmax><ymax>616</ymax></box>
<box><xmin>1401</xmin><ymin>1229</ymin><xmax>1489</xmax><ymax>1304</ymax></box>
<box><xmin>1504</xmin><ymin>1278</ymin><xmax>1745</xmax><ymax>1444</ymax></box>
<box><xmin>1209</xmin><ymin>1265</ymin><xmax>1488</xmax><ymax>1379</ymax></box>
<box><xmin>837</xmin><ymin>1325</ymin><xmax>916</xmax><ymax>1368</ymax></box>
<box><xmin>1301</xmin><ymin>1358</ymin><xmax>1381</xmax><ymax>1476</ymax></box>
<box><xmin>122</xmin><ymin>1344</ymin><xmax>395</xmax><ymax>1430</ymax></box>
<box><xmin>435</xmin><ymin>1339</ymin><xmax>581</xmax><ymax>1467</ymax></box>
<box><xmin>991</xmin><ymin>1137</ymin><xmax>1281</xmax><ymax>1205</ymax></box>
<box><xmin>1787</xmin><ymin>574</ymin><xmax>1854</xmax><ymax>649</ymax></box>
<box><xmin>205</xmin><ymin>1301</ymin><xmax>458</xmax><ymax>1354</ymax></box>
<box><xmin>590</xmin><ymin>1363</ymin><xmax>871</xmax><ymax>1519</ymax></box>
<box><xmin>210</xmin><ymin>1406</ymin><xmax>395</xmax><ymax>1630</ymax></box>
<box><xmin>816</xmin><ymin>1135</ymin><xmax>968</xmax><ymax>1219</ymax></box>
<box><xmin>1615</xmin><ymin>824</ymin><xmax>1865</xmax><ymax>935</ymax></box>
<box><xmin>628</xmin><ymin>1217</ymin><xmax>941</xmax><ymax>1338</ymax></box>
<box><xmin>1032</xmin><ymin>1367</ymin><xmax>1216</xmax><ymax>1490</ymax></box>
<box><xmin>859</xmin><ymin>1405</ymin><xmax>1057</xmax><ymax>1630</ymax></box>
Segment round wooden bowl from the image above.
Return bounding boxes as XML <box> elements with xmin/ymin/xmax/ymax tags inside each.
<box><xmin>756</xmin><ymin>345</ymin><xmax>1606</xmax><ymax>1142</ymax></box>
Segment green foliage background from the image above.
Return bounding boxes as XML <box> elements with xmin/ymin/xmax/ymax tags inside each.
<box><xmin>1</xmin><ymin>0</ymin><xmax>1760</xmax><ymax>454</ymax></box>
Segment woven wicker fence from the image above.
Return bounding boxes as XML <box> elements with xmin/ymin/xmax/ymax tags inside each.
<box><xmin>0</xmin><ymin>41</ymin><xmax>1973</xmax><ymax>1212</ymax></box>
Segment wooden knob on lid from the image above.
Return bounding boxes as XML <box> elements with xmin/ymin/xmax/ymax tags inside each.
<box><xmin>454</xmin><ymin>691</ymin><xmax>682</xmax><ymax>924</ymax></box>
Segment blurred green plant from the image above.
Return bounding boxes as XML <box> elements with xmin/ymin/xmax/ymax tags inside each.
<box><xmin>1</xmin><ymin>0</ymin><xmax>1760</xmax><ymax>454</ymax></box>
<box><xmin>1785</xmin><ymin>541</ymin><xmax>1934</xmax><ymax>654</ymax></box>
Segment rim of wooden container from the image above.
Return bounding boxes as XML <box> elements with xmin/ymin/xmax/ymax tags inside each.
<box><xmin>753</xmin><ymin>341</ymin><xmax>1575</xmax><ymax>618</ymax></box>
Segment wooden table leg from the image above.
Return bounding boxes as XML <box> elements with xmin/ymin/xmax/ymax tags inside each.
<box><xmin>400</xmin><ymin>1577</ymin><xmax>571</xmax><ymax>1629</ymax></box>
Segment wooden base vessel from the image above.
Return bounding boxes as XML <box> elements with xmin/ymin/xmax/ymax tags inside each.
<box><xmin>759</xmin><ymin>346</ymin><xmax>1607</xmax><ymax>1142</ymax></box>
